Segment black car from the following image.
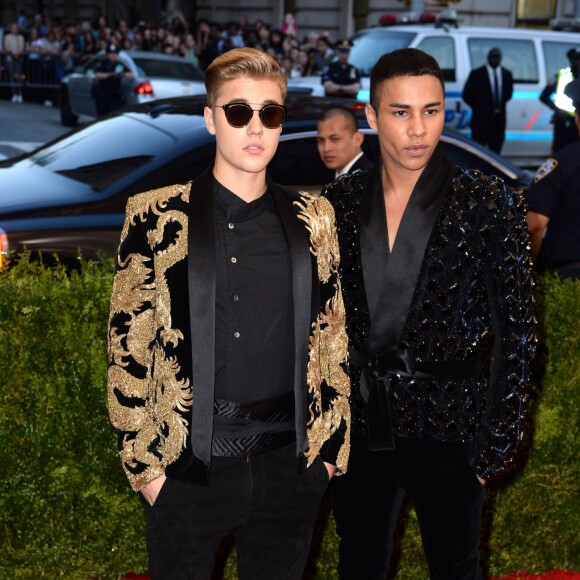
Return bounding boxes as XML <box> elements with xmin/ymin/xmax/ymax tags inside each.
<box><xmin>0</xmin><ymin>94</ymin><xmax>531</xmax><ymax>268</ymax></box>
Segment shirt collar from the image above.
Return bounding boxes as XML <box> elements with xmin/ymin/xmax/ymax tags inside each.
<box><xmin>335</xmin><ymin>151</ymin><xmax>364</xmax><ymax>179</ymax></box>
<box><xmin>212</xmin><ymin>176</ymin><xmax>270</xmax><ymax>221</ymax></box>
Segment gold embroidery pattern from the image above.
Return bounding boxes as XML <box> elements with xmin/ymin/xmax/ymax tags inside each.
<box><xmin>294</xmin><ymin>193</ymin><xmax>340</xmax><ymax>283</ymax></box>
<box><xmin>108</xmin><ymin>184</ymin><xmax>192</xmax><ymax>491</ymax></box>
<box><xmin>109</xmin><ymin>185</ymin><xmax>350</xmax><ymax>491</ymax></box>
<box><xmin>295</xmin><ymin>192</ymin><xmax>351</xmax><ymax>474</ymax></box>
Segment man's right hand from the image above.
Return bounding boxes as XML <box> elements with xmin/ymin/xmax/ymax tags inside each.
<box><xmin>141</xmin><ymin>474</ymin><xmax>167</xmax><ymax>506</ymax></box>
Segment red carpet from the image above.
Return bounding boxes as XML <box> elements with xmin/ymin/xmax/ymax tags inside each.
<box><xmin>122</xmin><ymin>572</ymin><xmax>579</xmax><ymax>579</ymax></box>
<box><xmin>489</xmin><ymin>573</ymin><xmax>580</xmax><ymax>580</ymax></box>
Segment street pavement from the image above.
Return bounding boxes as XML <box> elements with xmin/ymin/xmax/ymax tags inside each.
<box><xmin>0</xmin><ymin>99</ymin><xmax>71</xmax><ymax>161</ymax></box>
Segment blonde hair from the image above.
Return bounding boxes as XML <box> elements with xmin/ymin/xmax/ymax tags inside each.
<box><xmin>205</xmin><ymin>47</ymin><xmax>287</xmax><ymax>107</ymax></box>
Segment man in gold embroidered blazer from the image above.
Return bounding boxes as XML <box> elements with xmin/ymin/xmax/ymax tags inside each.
<box><xmin>107</xmin><ymin>48</ymin><xmax>350</xmax><ymax>580</ymax></box>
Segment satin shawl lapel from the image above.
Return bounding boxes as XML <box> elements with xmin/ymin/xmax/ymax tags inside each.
<box><xmin>187</xmin><ymin>166</ymin><xmax>216</xmax><ymax>465</ymax></box>
<box><xmin>367</xmin><ymin>146</ymin><xmax>457</xmax><ymax>354</ymax></box>
<box><xmin>360</xmin><ymin>162</ymin><xmax>389</xmax><ymax>321</ymax></box>
<box><xmin>269</xmin><ymin>178</ymin><xmax>312</xmax><ymax>453</ymax></box>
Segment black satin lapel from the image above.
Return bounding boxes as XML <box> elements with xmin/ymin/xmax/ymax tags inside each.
<box><xmin>360</xmin><ymin>161</ymin><xmax>390</xmax><ymax>320</ymax></box>
<box><xmin>367</xmin><ymin>147</ymin><xmax>456</xmax><ymax>354</ymax></box>
<box><xmin>269</xmin><ymin>179</ymin><xmax>312</xmax><ymax>453</ymax></box>
<box><xmin>188</xmin><ymin>166</ymin><xmax>216</xmax><ymax>466</ymax></box>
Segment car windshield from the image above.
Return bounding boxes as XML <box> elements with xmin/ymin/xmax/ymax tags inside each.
<box><xmin>133</xmin><ymin>57</ymin><xmax>205</xmax><ymax>81</ymax></box>
<box><xmin>349</xmin><ymin>31</ymin><xmax>416</xmax><ymax>76</ymax></box>
<box><xmin>28</xmin><ymin>115</ymin><xmax>181</xmax><ymax>191</ymax></box>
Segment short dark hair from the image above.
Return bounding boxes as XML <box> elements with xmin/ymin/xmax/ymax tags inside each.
<box><xmin>369</xmin><ymin>48</ymin><xmax>444</xmax><ymax>110</ymax></box>
<box><xmin>320</xmin><ymin>106</ymin><xmax>358</xmax><ymax>132</ymax></box>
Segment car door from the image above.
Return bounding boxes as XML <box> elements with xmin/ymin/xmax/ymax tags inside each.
<box><xmin>67</xmin><ymin>56</ymin><xmax>102</xmax><ymax>117</ymax></box>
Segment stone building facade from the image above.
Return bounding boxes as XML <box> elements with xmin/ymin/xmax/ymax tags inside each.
<box><xmin>2</xmin><ymin>0</ymin><xmax>579</xmax><ymax>39</ymax></box>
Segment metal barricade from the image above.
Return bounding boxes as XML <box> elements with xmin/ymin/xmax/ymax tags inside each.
<box><xmin>0</xmin><ymin>52</ymin><xmax>63</xmax><ymax>90</ymax></box>
<box><xmin>1</xmin><ymin>52</ymin><xmax>63</xmax><ymax>103</ymax></box>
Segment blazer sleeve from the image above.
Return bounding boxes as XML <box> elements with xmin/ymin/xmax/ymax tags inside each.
<box><xmin>462</xmin><ymin>70</ymin><xmax>477</xmax><ymax>107</ymax></box>
<box><xmin>296</xmin><ymin>192</ymin><xmax>351</xmax><ymax>474</ymax></box>
<box><xmin>468</xmin><ymin>180</ymin><xmax>536</xmax><ymax>480</ymax></box>
<box><xmin>107</xmin><ymin>194</ymin><xmax>162</xmax><ymax>492</ymax></box>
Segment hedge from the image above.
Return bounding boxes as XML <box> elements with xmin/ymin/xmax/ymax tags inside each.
<box><xmin>0</xmin><ymin>257</ymin><xmax>578</xmax><ymax>579</ymax></box>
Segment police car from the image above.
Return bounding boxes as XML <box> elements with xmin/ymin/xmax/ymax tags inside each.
<box><xmin>348</xmin><ymin>24</ymin><xmax>580</xmax><ymax>167</ymax></box>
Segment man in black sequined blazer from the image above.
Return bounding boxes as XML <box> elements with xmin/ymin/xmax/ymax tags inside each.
<box><xmin>323</xmin><ymin>48</ymin><xmax>535</xmax><ymax>579</ymax></box>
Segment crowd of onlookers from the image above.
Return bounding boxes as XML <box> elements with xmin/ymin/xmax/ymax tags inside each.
<box><xmin>1</xmin><ymin>10</ymin><xmax>340</xmax><ymax>84</ymax></box>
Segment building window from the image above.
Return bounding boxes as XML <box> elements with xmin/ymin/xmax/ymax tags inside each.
<box><xmin>517</xmin><ymin>0</ymin><xmax>556</xmax><ymax>22</ymax></box>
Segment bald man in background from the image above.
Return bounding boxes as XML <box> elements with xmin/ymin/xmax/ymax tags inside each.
<box><xmin>316</xmin><ymin>107</ymin><xmax>374</xmax><ymax>179</ymax></box>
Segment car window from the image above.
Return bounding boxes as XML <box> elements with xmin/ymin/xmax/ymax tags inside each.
<box><xmin>542</xmin><ymin>41</ymin><xmax>577</xmax><ymax>80</ymax></box>
<box><xmin>349</xmin><ymin>31</ymin><xmax>416</xmax><ymax>76</ymax></box>
<box><xmin>29</xmin><ymin>116</ymin><xmax>178</xmax><ymax>191</ymax></box>
<box><xmin>467</xmin><ymin>38</ymin><xmax>538</xmax><ymax>83</ymax></box>
<box><xmin>417</xmin><ymin>36</ymin><xmax>456</xmax><ymax>82</ymax></box>
<box><xmin>132</xmin><ymin>57</ymin><xmax>205</xmax><ymax>81</ymax></box>
<box><xmin>269</xmin><ymin>135</ymin><xmax>334</xmax><ymax>189</ymax></box>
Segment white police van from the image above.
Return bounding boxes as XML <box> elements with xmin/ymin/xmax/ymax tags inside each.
<box><xmin>348</xmin><ymin>24</ymin><xmax>580</xmax><ymax>166</ymax></box>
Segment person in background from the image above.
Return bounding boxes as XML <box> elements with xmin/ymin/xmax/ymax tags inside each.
<box><xmin>93</xmin><ymin>43</ymin><xmax>134</xmax><ymax>116</ymax></box>
<box><xmin>540</xmin><ymin>47</ymin><xmax>580</xmax><ymax>153</ymax></box>
<box><xmin>302</xmin><ymin>47</ymin><xmax>320</xmax><ymax>76</ymax></box>
<box><xmin>217</xmin><ymin>20</ymin><xmax>244</xmax><ymax>54</ymax></box>
<box><xmin>323</xmin><ymin>47</ymin><xmax>535</xmax><ymax>579</ymax></box>
<box><xmin>281</xmin><ymin>13</ymin><xmax>298</xmax><ymax>37</ymax></box>
<box><xmin>107</xmin><ymin>47</ymin><xmax>350</xmax><ymax>580</ymax></box>
<box><xmin>322</xmin><ymin>39</ymin><xmax>361</xmax><ymax>99</ymax></box>
<box><xmin>526</xmin><ymin>77</ymin><xmax>580</xmax><ymax>280</ymax></box>
<box><xmin>462</xmin><ymin>47</ymin><xmax>514</xmax><ymax>154</ymax></box>
<box><xmin>3</xmin><ymin>22</ymin><xmax>25</xmax><ymax>103</ymax></box>
<box><xmin>315</xmin><ymin>35</ymin><xmax>335</xmax><ymax>72</ymax></box>
<box><xmin>317</xmin><ymin>106</ymin><xmax>373</xmax><ymax>179</ymax></box>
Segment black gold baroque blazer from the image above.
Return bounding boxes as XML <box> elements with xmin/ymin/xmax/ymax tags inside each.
<box><xmin>323</xmin><ymin>146</ymin><xmax>535</xmax><ymax>480</ymax></box>
<box><xmin>108</xmin><ymin>167</ymin><xmax>350</xmax><ymax>492</ymax></box>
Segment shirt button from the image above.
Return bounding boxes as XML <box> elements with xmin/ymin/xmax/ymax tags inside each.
<box><xmin>228</xmin><ymin>223</ymin><xmax>235</xmax><ymax>229</ymax></box>
<box><xmin>233</xmin><ymin>294</ymin><xmax>239</xmax><ymax>301</ymax></box>
<box><xmin>230</xmin><ymin>257</ymin><xmax>237</xmax><ymax>264</ymax></box>
<box><xmin>234</xmin><ymin>331</ymin><xmax>240</xmax><ymax>338</ymax></box>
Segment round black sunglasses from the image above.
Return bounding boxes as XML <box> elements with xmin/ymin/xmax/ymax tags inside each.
<box><xmin>217</xmin><ymin>102</ymin><xmax>287</xmax><ymax>129</ymax></box>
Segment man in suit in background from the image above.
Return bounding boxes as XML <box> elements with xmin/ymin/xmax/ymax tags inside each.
<box><xmin>462</xmin><ymin>47</ymin><xmax>514</xmax><ymax>153</ymax></box>
<box><xmin>317</xmin><ymin>106</ymin><xmax>374</xmax><ymax>179</ymax></box>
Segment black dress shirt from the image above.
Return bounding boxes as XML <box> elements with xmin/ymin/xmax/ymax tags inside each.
<box><xmin>212</xmin><ymin>177</ymin><xmax>295</xmax><ymax>404</ymax></box>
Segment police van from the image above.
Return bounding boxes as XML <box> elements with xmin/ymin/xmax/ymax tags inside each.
<box><xmin>348</xmin><ymin>24</ymin><xmax>580</xmax><ymax>166</ymax></box>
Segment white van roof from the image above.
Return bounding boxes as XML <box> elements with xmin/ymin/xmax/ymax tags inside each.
<box><xmin>358</xmin><ymin>25</ymin><xmax>580</xmax><ymax>42</ymax></box>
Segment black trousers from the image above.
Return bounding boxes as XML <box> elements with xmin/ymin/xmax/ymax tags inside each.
<box><xmin>145</xmin><ymin>443</ymin><xmax>329</xmax><ymax>580</ymax></box>
<box><xmin>471</xmin><ymin>112</ymin><xmax>506</xmax><ymax>154</ymax></box>
<box><xmin>330</xmin><ymin>435</ymin><xmax>485</xmax><ymax>580</ymax></box>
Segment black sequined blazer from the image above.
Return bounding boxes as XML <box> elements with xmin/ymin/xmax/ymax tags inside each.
<box><xmin>323</xmin><ymin>146</ymin><xmax>535</xmax><ymax>479</ymax></box>
<box><xmin>108</xmin><ymin>167</ymin><xmax>350</xmax><ymax>492</ymax></box>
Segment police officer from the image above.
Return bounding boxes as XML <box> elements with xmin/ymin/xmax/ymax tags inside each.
<box><xmin>322</xmin><ymin>39</ymin><xmax>361</xmax><ymax>99</ymax></box>
<box><xmin>527</xmin><ymin>77</ymin><xmax>580</xmax><ymax>280</ymax></box>
<box><xmin>539</xmin><ymin>47</ymin><xmax>580</xmax><ymax>152</ymax></box>
<box><xmin>93</xmin><ymin>44</ymin><xmax>134</xmax><ymax>116</ymax></box>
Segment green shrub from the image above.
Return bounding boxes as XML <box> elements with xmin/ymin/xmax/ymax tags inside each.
<box><xmin>0</xmin><ymin>260</ymin><xmax>578</xmax><ymax>579</ymax></box>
